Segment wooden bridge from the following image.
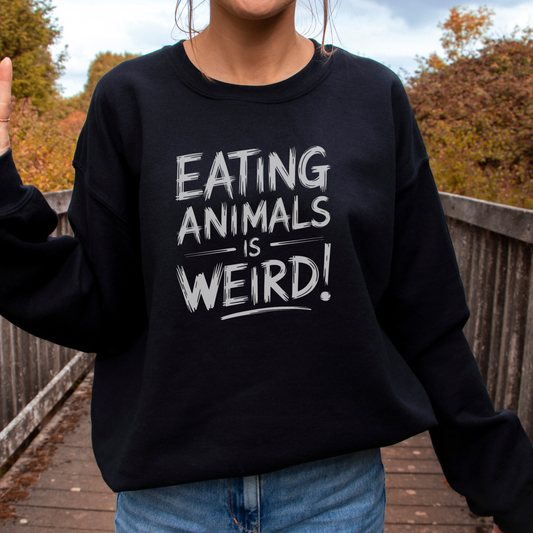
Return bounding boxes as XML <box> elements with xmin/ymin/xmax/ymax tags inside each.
<box><xmin>0</xmin><ymin>371</ymin><xmax>493</xmax><ymax>532</ymax></box>
<box><xmin>3</xmin><ymin>188</ymin><xmax>533</xmax><ymax>532</ymax></box>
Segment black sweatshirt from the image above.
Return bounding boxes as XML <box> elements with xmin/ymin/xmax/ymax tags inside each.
<box><xmin>1</xmin><ymin>40</ymin><xmax>532</xmax><ymax>532</ymax></box>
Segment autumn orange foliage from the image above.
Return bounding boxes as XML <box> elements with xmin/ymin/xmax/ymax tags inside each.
<box><xmin>439</xmin><ymin>5</ymin><xmax>494</xmax><ymax>61</ymax></box>
<box><xmin>408</xmin><ymin>8</ymin><xmax>533</xmax><ymax>208</ymax></box>
<box><xmin>8</xmin><ymin>8</ymin><xmax>533</xmax><ymax>209</ymax></box>
<box><xmin>9</xmin><ymin>99</ymin><xmax>85</xmax><ymax>192</ymax></box>
<box><xmin>9</xmin><ymin>51</ymin><xmax>139</xmax><ymax>193</ymax></box>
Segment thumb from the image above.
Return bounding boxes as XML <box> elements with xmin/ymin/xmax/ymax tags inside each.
<box><xmin>0</xmin><ymin>57</ymin><xmax>13</xmax><ymax>156</ymax></box>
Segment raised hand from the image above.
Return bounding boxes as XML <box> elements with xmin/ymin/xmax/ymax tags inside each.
<box><xmin>0</xmin><ymin>57</ymin><xmax>13</xmax><ymax>156</ymax></box>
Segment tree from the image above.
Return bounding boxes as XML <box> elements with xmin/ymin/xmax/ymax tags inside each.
<box><xmin>0</xmin><ymin>0</ymin><xmax>66</xmax><ymax>111</ymax></box>
<box><xmin>439</xmin><ymin>5</ymin><xmax>494</xmax><ymax>61</ymax></box>
<box><xmin>417</xmin><ymin>6</ymin><xmax>494</xmax><ymax>73</ymax></box>
<box><xmin>11</xmin><ymin>50</ymin><xmax>139</xmax><ymax>192</ymax></box>
<box><xmin>66</xmin><ymin>51</ymin><xmax>138</xmax><ymax>113</ymax></box>
<box><xmin>408</xmin><ymin>9</ymin><xmax>533</xmax><ymax>208</ymax></box>
<box><xmin>9</xmin><ymin>99</ymin><xmax>85</xmax><ymax>192</ymax></box>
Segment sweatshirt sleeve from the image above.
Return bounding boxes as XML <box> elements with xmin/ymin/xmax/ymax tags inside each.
<box><xmin>376</xmin><ymin>80</ymin><xmax>533</xmax><ymax>533</ymax></box>
<box><xmin>0</xmin><ymin>76</ymin><xmax>146</xmax><ymax>355</ymax></box>
<box><xmin>0</xmin><ymin>149</ymin><xmax>104</xmax><ymax>352</ymax></box>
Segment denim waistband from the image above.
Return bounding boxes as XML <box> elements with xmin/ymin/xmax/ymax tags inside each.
<box><xmin>115</xmin><ymin>448</ymin><xmax>386</xmax><ymax>532</ymax></box>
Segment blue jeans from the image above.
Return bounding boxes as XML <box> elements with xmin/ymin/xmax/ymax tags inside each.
<box><xmin>115</xmin><ymin>449</ymin><xmax>385</xmax><ymax>532</ymax></box>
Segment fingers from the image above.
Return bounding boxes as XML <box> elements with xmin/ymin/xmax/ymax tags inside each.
<box><xmin>0</xmin><ymin>57</ymin><xmax>12</xmax><ymax>113</ymax></box>
<box><xmin>0</xmin><ymin>57</ymin><xmax>13</xmax><ymax>156</ymax></box>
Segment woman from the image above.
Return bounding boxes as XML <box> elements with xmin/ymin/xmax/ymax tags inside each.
<box><xmin>0</xmin><ymin>0</ymin><xmax>531</xmax><ymax>531</ymax></box>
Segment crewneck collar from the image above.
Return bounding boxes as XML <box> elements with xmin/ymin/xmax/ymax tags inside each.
<box><xmin>167</xmin><ymin>39</ymin><xmax>333</xmax><ymax>103</ymax></box>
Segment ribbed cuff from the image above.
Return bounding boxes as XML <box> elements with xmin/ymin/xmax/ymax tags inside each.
<box><xmin>0</xmin><ymin>148</ymin><xmax>31</xmax><ymax>215</ymax></box>
<box><xmin>494</xmin><ymin>487</ymin><xmax>533</xmax><ymax>533</ymax></box>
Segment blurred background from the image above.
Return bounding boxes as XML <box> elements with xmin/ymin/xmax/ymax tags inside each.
<box><xmin>47</xmin><ymin>0</ymin><xmax>533</xmax><ymax>97</ymax></box>
<box><xmin>1</xmin><ymin>0</ymin><xmax>532</xmax><ymax>207</ymax></box>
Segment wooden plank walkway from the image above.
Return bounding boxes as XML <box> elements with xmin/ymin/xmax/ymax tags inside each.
<box><xmin>0</xmin><ymin>373</ymin><xmax>493</xmax><ymax>532</ymax></box>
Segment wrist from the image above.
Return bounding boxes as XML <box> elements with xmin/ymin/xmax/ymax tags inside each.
<box><xmin>0</xmin><ymin>143</ymin><xmax>10</xmax><ymax>157</ymax></box>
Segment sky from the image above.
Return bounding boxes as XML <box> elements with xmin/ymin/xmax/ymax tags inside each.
<box><xmin>49</xmin><ymin>0</ymin><xmax>533</xmax><ymax>97</ymax></box>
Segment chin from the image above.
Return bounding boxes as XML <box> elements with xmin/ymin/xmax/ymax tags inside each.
<box><xmin>216</xmin><ymin>0</ymin><xmax>296</xmax><ymax>21</ymax></box>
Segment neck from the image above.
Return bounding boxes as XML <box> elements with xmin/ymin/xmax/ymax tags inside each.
<box><xmin>184</xmin><ymin>4</ymin><xmax>315</xmax><ymax>85</ymax></box>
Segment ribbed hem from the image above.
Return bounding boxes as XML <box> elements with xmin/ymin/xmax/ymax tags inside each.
<box><xmin>0</xmin><ymin>149</ymin><xmax>32</xmax><ymax>216</ymax></box>
<box><xmin>494</xmin><ymin>487</ymin><xmax>533</xmax><ymax>533</ymax></box>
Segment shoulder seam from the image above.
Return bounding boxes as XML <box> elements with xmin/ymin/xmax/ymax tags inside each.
<box><xmin>72</xmin><ymin>163</ymin><xmax>132</xmax><ymax>229</ymax></box>
<box><xmin>396</xmin><ymin>156</ymin><xmax>430</xmax><ymax>195</ymax></box>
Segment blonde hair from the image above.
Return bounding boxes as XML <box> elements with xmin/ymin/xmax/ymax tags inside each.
<box><xmin>174</xmin><ymin>0</ymin><xmax>335</xmax><ymax>57</ymax></box>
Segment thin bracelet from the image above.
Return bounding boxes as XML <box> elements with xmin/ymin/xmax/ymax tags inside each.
<box><xmin>0</xmin><ymin>118</ymin><xmax>9</xmax><ymax>122</ymax></box>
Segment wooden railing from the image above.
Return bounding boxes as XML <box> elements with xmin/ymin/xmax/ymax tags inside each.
<box><xmin>1</xmin><ymin>190</ymin><xmax>532</xmax><ymax>466</ymax></box>
<box><xmin>441</xmin><ymin>193</ymin><xmax>533</xmax><ymax>441</ymax></box>
<box><xmin>0</xmin><ymin>190</ymin><xmax>94</xmax><ymax>466</ymax></box>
